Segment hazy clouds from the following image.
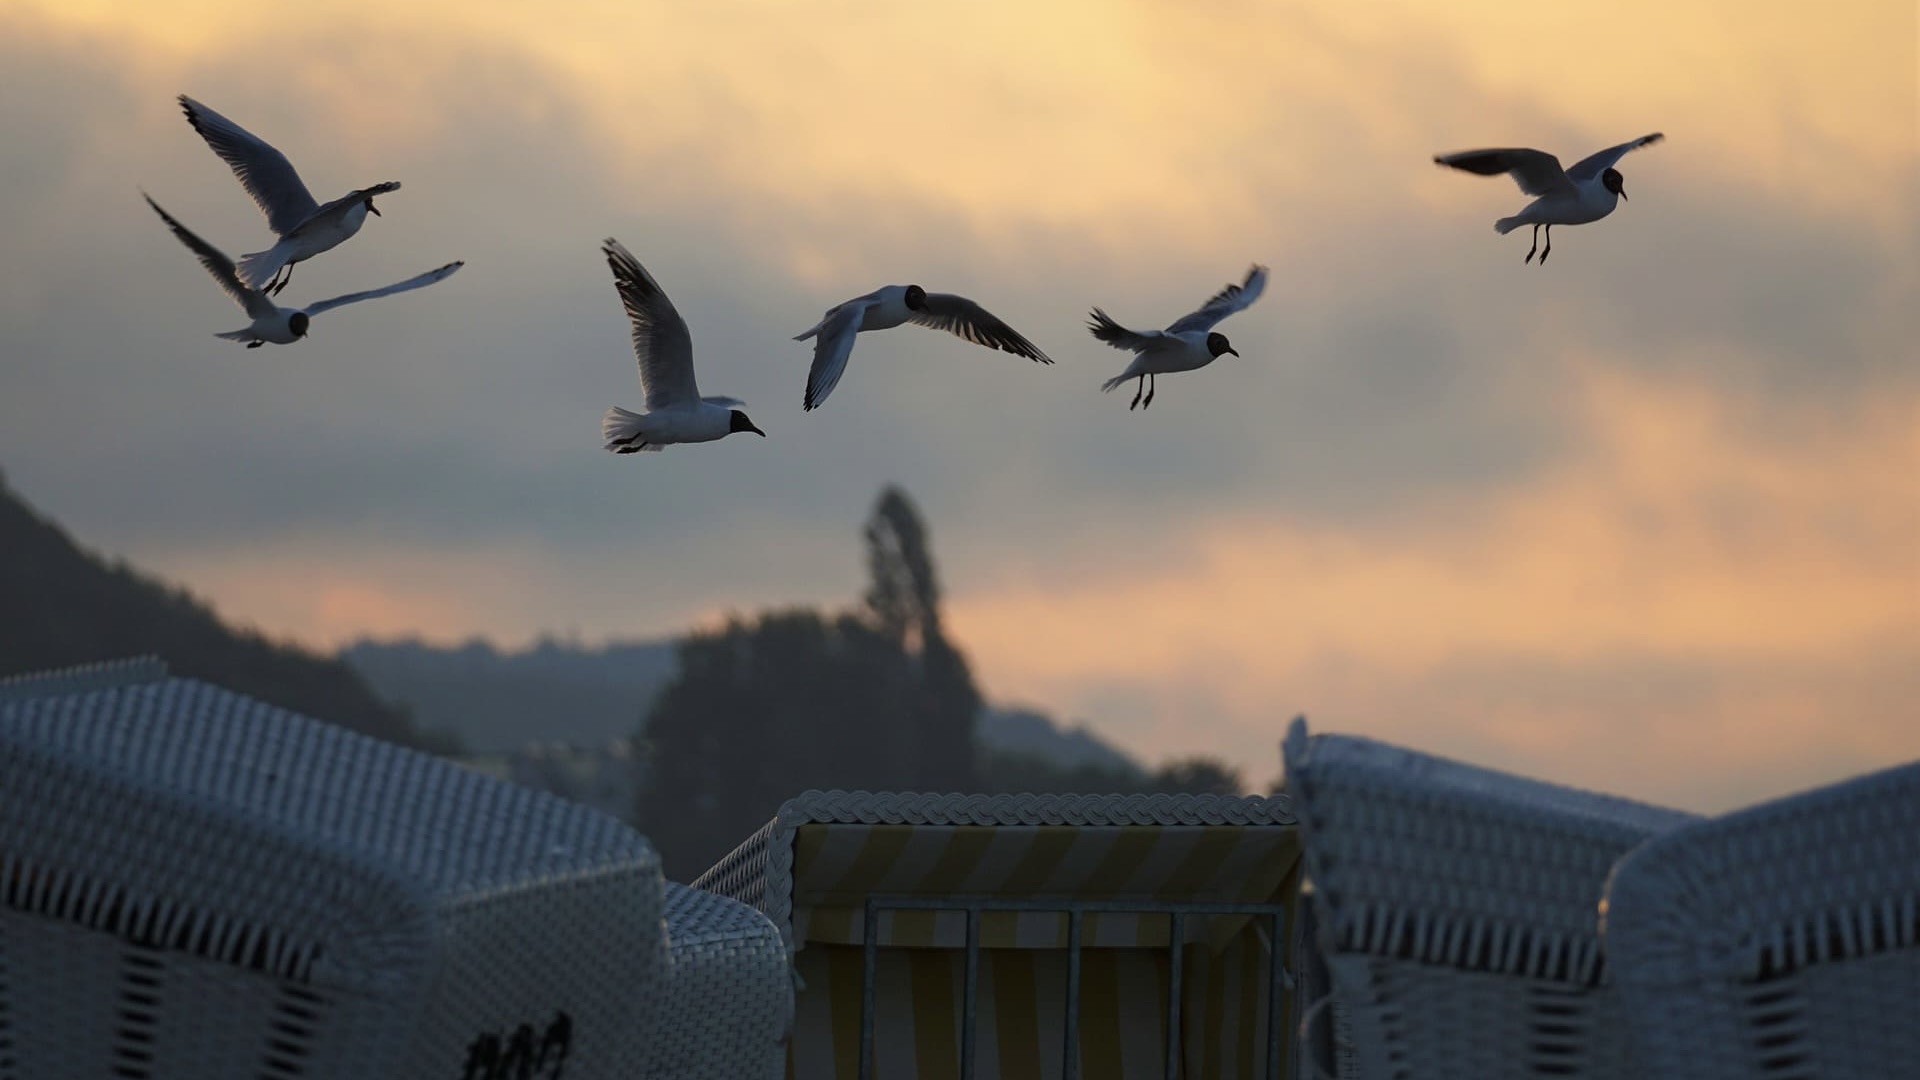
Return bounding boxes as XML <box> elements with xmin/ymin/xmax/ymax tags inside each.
<box><xmin>1</xmin><ymin>0</ymin><xmax>1913</xmax><ymax>810</ymax></box>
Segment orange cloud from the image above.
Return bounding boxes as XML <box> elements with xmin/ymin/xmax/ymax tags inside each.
<box><xmin>946</xmin><ymin>363</ymin><xmax>1919</xmax><ymax>808</ymax></box>
<box><xmin>14</xmin><ymin>0</ymin><xmax>1913</xmax><ymax>239</ymax></box>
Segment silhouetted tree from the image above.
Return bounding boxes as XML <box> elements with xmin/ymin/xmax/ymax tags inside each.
<box><xmin>979</xmin><ymin>749</ymin><xmax>1247</xmax><ymax>797</ymax></box>
<box><xmin>1149</xmin><ymin>757</ymin><xmax>1245</xmax><ymax>796</ymax></box>
<box><xmin>864</xmin><ymin>486</ymin><xmax>978</xmax><ymax>791</ymax></box>
<box><xmin>636</xmin><ymin>609</ymin><xmax>919</xmax><ymax>873</ymax></box>
<box><xmin>976</xmin><ymin>746</ymin><xmax>1150</xmax><ymax>795</ymax></box>
<box><xmin>636</xmin><ymin>486</ymin><xmax>984</xmax><ymax>875</ymax></box>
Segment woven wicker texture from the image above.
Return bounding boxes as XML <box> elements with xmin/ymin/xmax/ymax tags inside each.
<box><xmin>1603</xmin><ymin>760</ymin><xmax>1920</xmax><ymax>1079</ymax></box>
<box><xmin>652</xmin><ymin>883</ymin><xmax>792</xmax><ymax>1080</ymax></box>
<box><xmin>0</xmin><ymin>667</ymin><xmax>667</xmax><ymax>1079</ymax></box>
<box><xmin>1284</xmin><ymin>718</ymin><xmax>1697</xmax><ymax>1079</ymax></box>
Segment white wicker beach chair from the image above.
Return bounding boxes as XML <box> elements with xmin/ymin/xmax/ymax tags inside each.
<box><xmin>1282</xmin><ymin>718</ymin><xmax>1699</xmax><ymax>1079</ymax></box>
<box><xmin>1602</xmin><ymin>759</ymin><xmax>1920</xmax><ymax>1079</ymax></box>
<box><xmin>0</xmin><ymin>658</ymin><xmax>667</xmax><ymax>1079</ymax></box>
<box><xmin>652</xmin><ymin>882</ymin><xmax>793</xmax><ymax>1080</ymax></box>
<box><xmin>697</xmin><ymin>789</ymin><xmax>1304</xmax><ymax>1080</ymax></box>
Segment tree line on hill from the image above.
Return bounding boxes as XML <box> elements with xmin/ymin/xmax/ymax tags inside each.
<box><xmin>0</xmin><ymin>465</ymin><xmax>1245</xmax><ymax>880</ymax></box>
<box><xmin>634</xmin><ymin>485</ymin><xmax>1244</xmax><ymax>876</ymax></box>
<box><xmin>0</xmin><ymin>469</ymin><xmax>455</xmax><ymax>753</ymax></box>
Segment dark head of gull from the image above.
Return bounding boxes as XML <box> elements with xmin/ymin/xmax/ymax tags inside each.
<box><xmin>288</xmin><ymin>312</ymin><xmax>311</xmax><ymax>339</ymax></box>
<box><xmin>904</xmin><ymin>284</ymin><xmax>928</xmax><ymax>313</ymax></box>
<box><xmin>1602</xmin><ymin>167</ymin><xmax>1627</xmax><ymax>201</ymax></box>
<box><xmin>729</xmin><ymin>410</ymin><xmax>767</xmax><ymax>437</ymax></box>
<box><xmin>1207</xmin><ymin>331</ymin><xmax>1238</xmax><ymax>358</ymax></box>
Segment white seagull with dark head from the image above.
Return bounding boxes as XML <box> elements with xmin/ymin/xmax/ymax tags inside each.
<box><xmin>145</xmin><ymin>193</ymin><xmax>460</xmax><ymax>348</ymax></box>
<box><xmin>599</xmin><ymin>239</ymin><xmax>765</xmax><ymax>453</ymax></box>
<box><xmin>1090</xmin><ymin>265</ymin><xmax>1267</xmax><ymax>410</ymax></box>
<box><xmin>178</xmin><ymin>94</ymin><xmax>401</xmax><ymax>295</ymax></box>
<box><xmin>1434</xmin><ymin>133</ymin><xmax>1664</xmax><ymax>264</ymax></box>
<box><xmin>793</xmin><ymin>284</ymin><xmax>1051</xmax><ymax>410</ymax></box>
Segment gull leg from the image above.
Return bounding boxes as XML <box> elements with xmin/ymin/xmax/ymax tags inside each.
<box><xmin>1540</xmin><ymin>225</ymin><xmax>1552</xmax><ymax>265</ymax></box>
<box><xmin>1143</xmin><ymin>373</ymin><xmax>1156</xmax><ymax>409</ymax></box>
<box><xmin>1524</xmin><ymin>224</ymin><xmax>1540</xmax><ymax>264</ymax></box>
<box><xmin>270</xmin><ymin>263</ymin><xmax>294</xmax><ymax>297</ymax></box>
<box><xmin>1129</xmin><ymin>376</ymin><xmax>1145</xmax><ymax>411</ymax></box>
<box><xmin>245</xmin><ymin>340</ymin><xmax>263</xmax><ymax>349</ymax></box>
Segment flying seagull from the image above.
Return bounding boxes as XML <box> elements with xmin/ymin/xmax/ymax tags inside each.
<box><xmin>600</xmin><ymin>238</ymin><xmax>765</xmax><ymax>453</ymax></box>
<box><xmin>793</xmin><ymin>285</ymin><xmax>1051</xmax><ymax>410</ymax></box>
<box><xmin>1434</xmin><ymin>133</ymin><xmax>1664</xmax><ymax>264</ymax></box>
<box><xmin>177</xmin><ymin>94</ymin><xmax>401</xmax><ymax>295</ymax></box>
<box><xmin>1090</xmin><ymin>264</ymin><xmax>1268</xmax><ymax>410</ymax></box>
<box><xmin>145</xmin><ymin>193</ymin><xmax>460</xmax><ymax>347</ymax></box>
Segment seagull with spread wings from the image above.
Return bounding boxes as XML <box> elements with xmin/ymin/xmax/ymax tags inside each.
<box><xmin>144</xmin><ymin>193</ymin><xmax>460</xmax><ymax>348</ymax></box>
<box><xmin>177</xmin><ymin>94</ymin><xmax>402</xmax><ymax>295</ymax></box>
<box><xmin>793</xmin><ymin>284</ymin><xmax>1052</xmax><ymax>410</ymax></box>
<box><xmin>1434</xmin><ymin>133</ymin><xmax>1665</xmax><ymax>264</ymax></box>
<box><xmin>599</xmin><ymin>239</ymin><xmax>765</xmax><ymax>453</ymax></box>
<box><xmin>1089</xmin><ymin>265</ymin><xmax>1268</xmax><ymax>411</ymax></box>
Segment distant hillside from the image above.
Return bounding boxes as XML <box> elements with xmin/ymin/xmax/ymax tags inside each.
<box><xmin>979</xmin><ymin>707</ymin><xmax>1142</xmax><ymax>774</ymax></box>
<box><xmin>342</xmin><ymin>637</ymin><xmax>1146</xmax><ymax>775</ymax></box>
<box><xmin>0</xmin><ymin>469</ymin><xmax>451</xmax><ymax>751</ymax></box>
<box><xmin>341</xmin><ymin>636</ymin><xmax>677</xmax><ymax>753</ymax></box>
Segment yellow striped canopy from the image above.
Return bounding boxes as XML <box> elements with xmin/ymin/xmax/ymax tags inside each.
<box><xmin>695</xmin><ymin>791</ymin><xmax>1302</xmax><ymax>1080</ymax></box>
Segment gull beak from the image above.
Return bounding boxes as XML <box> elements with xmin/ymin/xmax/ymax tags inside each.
<box><xmin>1226</xmin><ymin>346</ymin><xmax>1240</xmax><ymax>358</ymax></box>
<box><xmin>1619</xmin><ymin>188</ymin><xmax>1628</xmax><ymax>202</ymax></box>
<box><xmin>368</xmin><ymin>202</ymin><xmax>382</xmax><ymax>216</ymax></box>
<box><xmin>748</xmin><ymin>422</ymin><xmax>767</xmax><ymax>437</ymax></box>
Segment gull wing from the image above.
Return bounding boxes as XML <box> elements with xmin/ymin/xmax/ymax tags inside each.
<box><xmin>907</xmin><ymin>294</ymin><xmax>1053</xmax><ymax>363</ymax></box>
<box><xmin>178</xmin><ymin>95</ymin><xmax>321</xmax><ymax>237</ymax></box>
<box><xmin>1433</xmin><ymin>146</ymin><xmax>1572</xmax><ymax>197</ymax></box>
<box><xmin>1566</xmin><ymin>132</ymin><xmax>1665</xmax><ymax>181</ymax></box>
<box><xmin>301</xmin><ymin>261</ymin><xmax>464</xmax><ymax>317</ymax></box>
<box><xmin>603</xmin><ymin>239</ymin><xmax>700</xmax><ymax>410</ymax></box>
<box><xmin>1086</xmin><ymin>308</ymin><xmax>1174</xmax><ymax>353</ymax></box>
<box><xmin>1166</xmin><ymin>264</ymin><xmax>1268</xmax><ymax>334</ymax></box>
<box><xmin>143</xmin><ymin>192</ymin><xmax>275</xmax><ymax>320</ymax></box>
<box><xmin>802</xmin><ymin>301</ymin><xmax>870</xmax><ymax>410</ymax></box>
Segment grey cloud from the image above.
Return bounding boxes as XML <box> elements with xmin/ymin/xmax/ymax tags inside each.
<box><xmin>0</xmin><ymin>10</ymin><xmax>1911</xmax><ymax>649</ymax></box>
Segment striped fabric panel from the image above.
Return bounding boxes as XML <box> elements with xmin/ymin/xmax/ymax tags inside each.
<box><xmin>787</xmin><ymin>937</ymin><xmax>1292</xmax><ymax>1080</ymax></box>
<box><xmin>791</xmin><ymin>823</ymin><xmax>1299</xmax><ymax>949</ymax></box>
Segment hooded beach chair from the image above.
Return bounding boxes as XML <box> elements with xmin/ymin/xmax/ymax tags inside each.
<box><xmin>1603</xmin><ymin>759</ymin><xmax>1920</xmax><ymax>1079</ymax></box>
<box><xmin>697</xmin><ymin>788</ymin><xmax>1305</xmax><ymax>1079</ymax></box>
<box><xmin>1282</xmin><ymin>717</ymin><xmax>1698</xmax><ymax>1079</ymax></box>
<box><xmin>0</xmin><ymin>658</ymin><xmax>666</xmax><ymax>1079</ymax></box>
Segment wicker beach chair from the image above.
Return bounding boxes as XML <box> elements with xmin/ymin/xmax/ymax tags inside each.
<box><xmin>698</xmin><ymin>788</ymin><xmax>1303</xmax><ymax>1079</ymax></box>
<box><xmin>0</xmin><ymin>658</ymin><xmax>667</xmax><ymax>1079</ymax></box>
<box><xmin>1602</xmin><ymin>760</ymin><xmax>1920</xmax><ymax>1079</ymax></box>
<box><xmin>653</xmin><ymin>881</ymin><xmax>793</xmax><ymax>1080</ymax></box>
<box><xmin>1282</xmin><ymin>718</ymin><xmax>1698</xmax><ymax>1079</ymax></box>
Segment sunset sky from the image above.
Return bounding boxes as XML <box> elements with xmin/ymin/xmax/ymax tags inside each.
<box><xmin>1</xmin><ymin>0</ymin><xmax>1913</xmax><ymax>812</ymax></box>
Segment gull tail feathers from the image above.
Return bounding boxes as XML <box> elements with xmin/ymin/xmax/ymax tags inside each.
<box><xmin>1100</xmin><ymin>373</ymin><xmax>1133</xmax><ymax>393</ymax></box>
<box><xmin>235</xmin><ymin>246</ymin><xmax>289</xmax><ymax>290</ymax></box>
<box><xmin>1494</xmin><ymin>216</ymin><xmax>1525</xmax><ymax>235</ymax></box>
<box><xmin>214</xmin><ymin>329</ymin><xmax>256</xmax><ymax>343</ymax></box>
<box><xmin>601</xmin><ymin>406</ymin><xmax>662</xmax><ymax>454</ymax></box>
